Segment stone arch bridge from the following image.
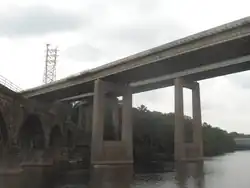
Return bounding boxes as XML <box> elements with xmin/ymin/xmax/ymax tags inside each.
<box><xmin>0</xmin><ymin>84</ymin><xmax>80</xmax><ymax>168</ymax></box>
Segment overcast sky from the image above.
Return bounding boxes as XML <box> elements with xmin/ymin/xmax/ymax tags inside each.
<box><xmin>1</xmin><ymin>0</ymin><xmax>250</xmax><ymax>133</ymax></box>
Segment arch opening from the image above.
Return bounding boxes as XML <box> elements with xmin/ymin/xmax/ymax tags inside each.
<box><xmin>0</xmin><ymin>112</ymin><xmax>8</xmax><ymax>148</ymax></box>
<box><xmin>18</xmin><ymin>114</ymin><xmax>45</xmax><ymax>150</ymax></box>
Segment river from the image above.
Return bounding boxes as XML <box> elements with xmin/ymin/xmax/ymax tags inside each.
<box><xmin>133</xmin><ymin>151</ymin><xmax>250</xmax><ymax>188</ymax></box>
<box><xmin>1</xmin><ymin>151</ymin><xmax>250</xmax><ymax>188</ymax></box>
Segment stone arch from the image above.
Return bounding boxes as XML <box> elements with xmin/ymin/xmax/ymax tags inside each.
<box><xmin>0</xmin><ymin>111</ymin><xmax>8</xmax><ymax>147</ymax></box>
<box><xmin>18</xmin><ymin>114</ymin><xmax>45</xmax><ymax>150</ymax></box>
<box><xmin>49</xmin><ymin>125</ymin><xmax>63</xmax><ymax>147</ymax></box>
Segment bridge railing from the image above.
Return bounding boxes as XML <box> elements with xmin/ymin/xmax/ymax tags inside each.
<box><xmin>0</xmin><ymin>75</ymin><xmax>22</xmax><ymax>92</ymax></box>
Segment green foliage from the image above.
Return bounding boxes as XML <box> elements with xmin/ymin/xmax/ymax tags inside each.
<box><xmin>133</xmin><ymin>108</ymin><xmax>175</xmax><ymax>163</ymax></box>
<box><xmin>133</xmin><ymin>105</ymin><xmax>236</xmax><ymax>163</ymax></box>
<box><xmin>229</xmin><ymin>132</ymin><xmax>250</xmax><ymax>138</ymax></box>
<box><xmin>71</xmin><ymin>104</ymin><xmax>236</xmax><ymax>164</ymax></box>
<box><xmin>202</xmin><ymin>123</ymin><xmax>235</xmax><ymax>156</ymax></box>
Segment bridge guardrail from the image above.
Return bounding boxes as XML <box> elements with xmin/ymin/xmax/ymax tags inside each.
<box><xmin>0</xmin><ymin>75</ymin><xmax>22</xmax><ymax>92</ymax></box>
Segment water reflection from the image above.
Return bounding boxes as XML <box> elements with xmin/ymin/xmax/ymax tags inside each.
<box><xmin>0</xmin><ymin>162</ymin><xmax>204</xmax><ymax>188</ymax></box>
<box><xmin>89</xmin><ymin>165</ymin><xmax>133</xmax><ymax>188</ymax></box>
<box><xmin>133</xmin><ymin>161</ymin><xmax>204</xmax><ymax>188</ymax></box>
<box><xmin>3</xmin><ymin>151</ymin><xmax>250</xmax><ymax>188</ymax></box>
<box><xmin>175</xmin><ymin>161</ymin><xmax>204</xmax><ymax>188</ymax></box>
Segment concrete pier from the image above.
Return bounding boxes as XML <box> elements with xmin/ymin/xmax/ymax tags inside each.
<box><xmin>91</xmin><ymin>79</ymin><xmax>133</xmax><ymax>166</ymax></box>
<box><xmin>174</xmin><ymin>78</ymin><xmax>203</xmax><ymax>161</ymax></box>
<box><xmin>192</xmin><ymin>82</ymin><xmax>203</xmax><ymax>159</ymax></box>
<box><xmin>174</xmin><ymin>78</ymin><xmax>185</xmax><ymax>161</ymax></box>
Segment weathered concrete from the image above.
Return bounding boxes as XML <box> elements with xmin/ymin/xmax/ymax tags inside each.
<box><xmin>192</xmin><ymin>82</ymin><xmax>203</xmax><ymax>158</ymax></box>
<box><xmin>174</xmin><ymin>78</ymin><xmax>203</xmax><ymax>161</ymax></box>
<box><xmin>77</xmin><ymin>104</ymin><xmax>85</xmax><ymax>130</ymax></box>
<box><xmin>174</xmin><ymin>78</ymin><xmax>185</xmax><ymax>161</ymax></box>
<box><xmin>91</xmin><ymin>79</ymin><xmax>133</xmax><ymax>165</ymax></box>
<box><xmin>0</xmin><ymin>84</ymin><xmax>74</xmax><ymax>169</ymax></box>
<box><xmin>111</xmin><ymin>97</ymin><xmax>120</xmax><ymax>140</ymax></box>
<box><xmin>22</xmin><ymin>17</ymin><xmax>250</xmax><ymax>101</ymax></box>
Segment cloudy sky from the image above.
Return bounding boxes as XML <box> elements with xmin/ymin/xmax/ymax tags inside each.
<box><xmin>1</xmin><ymin>0</ymin><xmax>250</xmax><ymax>133</ymax></box>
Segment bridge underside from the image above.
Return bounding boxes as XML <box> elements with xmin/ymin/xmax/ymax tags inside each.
<box><xmin>22</xmin><ymin>18</ymin><xmax>250</xmax><ymax>101</ymax></box>
<box><xmin>13</xmin><ymin>17</ymin><xmax>250</xmax><ymax>165</ymax></box>
<box><xmin>24</xmin><ymin>36</ymin><xmax>250</xmax><ymax>101</ymax></box>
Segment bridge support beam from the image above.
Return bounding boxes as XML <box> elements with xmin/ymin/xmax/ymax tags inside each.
<box><xmin>85</xmin><ymin>104</ymin><xmax>93</xmax><ymax>133</ymax></box>
<box><xmin>77</xmin><ymin>104</ymin><xmax>85</xmax><ymax>130</ymax></box>
<box><xmin>109</xmin><ymin>96</ymin><xmax>120</xmax><ymax>140</ymax></box>
<box><xmin>174</xmin><ymin>78</ymin><xmax>203</xmax><ymax>161</ymax></box>
<box><xmin>77</xmin><ymin>103</ymin><xmax>93</xmax><ymax>145</ymax></box>
<box><xmin>91</xmin><ymin>79</ymin><xmax>133</xmax><ymax>166</ymax></box>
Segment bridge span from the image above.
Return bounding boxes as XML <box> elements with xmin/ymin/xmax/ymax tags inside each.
<box><xmin>22</xmin><ymin>17</ymin><xmax>250</xmax><ymax>102</ymax></box>
<box><xmin>2</xmin><ymin>17</ymin><xmax>250</xmax><ymax>168</ymax></box>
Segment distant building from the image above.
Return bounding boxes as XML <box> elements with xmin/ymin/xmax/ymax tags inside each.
<box><xmin>234</xmin><ymin>138</ymin><xmax>250</xmax><ymax>150</ymax></box>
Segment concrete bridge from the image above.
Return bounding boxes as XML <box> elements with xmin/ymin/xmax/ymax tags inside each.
<box><xmin>1</xmin><ymin>17</ymin><xmax>250</xmax><ymax>169</ymax></box>
<box><xmin>235</xmin><ymin>138</ymin><xmax>250</xmax><ymax>150</ymax></box>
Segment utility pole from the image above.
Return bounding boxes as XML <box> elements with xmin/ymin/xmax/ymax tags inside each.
<box><xmin>43</xmin><ymin>44</ymin><xmax>58</xmax><ymax>84</ymax></box>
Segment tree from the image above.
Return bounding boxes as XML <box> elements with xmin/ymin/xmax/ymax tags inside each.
<box><xmin>133</xmin><ymin>105</ymin><xmax>236</xmax><ymax>166</ymax></box>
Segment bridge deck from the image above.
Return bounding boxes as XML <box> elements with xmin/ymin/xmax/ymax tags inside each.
<box><xmin>22</xmin><ymin>17</ymin><xmax>250</xmax><ymax>101</ymax></box>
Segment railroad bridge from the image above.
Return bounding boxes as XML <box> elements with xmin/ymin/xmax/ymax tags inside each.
<box><xmin>0</xmin><ymin>84</ymin><xmax>75</xmax><ymax>166</ymax></box>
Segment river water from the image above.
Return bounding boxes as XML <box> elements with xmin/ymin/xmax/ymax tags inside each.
<box><xmin>1</xmin><ymin>151</ymin><xmax>250</xmax><ymax>188</ymax></box>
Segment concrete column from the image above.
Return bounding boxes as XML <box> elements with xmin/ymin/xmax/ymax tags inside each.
<box><xmin>174</xmin><ymin>78</ymin><xmax>185</xmax><ymax>161</ymax></box>
<box><xmin>85</xmin><ymin>104</ymin><xmax>93</xmax><ymax>133</ymax></box>
<box><xmin>91</xmin><ymin>79</ymin><xmax>105</xmax><ymax>163</ymax></box>
<box><xmin>112</xmin><ymin>97</ymin><xmax>120</xmax><ymax>140</ymax></box>
<box><xmin>91</xmin><ymin>80</ymin><xmax>133</xmax><ymax>165</ymax></box>
<box><xmin>82</xmin><ymin>104</ymin><xmax>93</xmax><ymax>145</ymax></box>
<box><xmin>122</xmin><ymin>86</ymin><xmax>133</xmax><ymax>160</ymax></box>
<box><xmin>77</xmin><ymin>105</ymin><xmax>84</xmax><ymax>130</ymax></box>
<box><xmin>192</xmin><ymin>82</ymin><xmax>203</xmax><ymax>158</ymax></box>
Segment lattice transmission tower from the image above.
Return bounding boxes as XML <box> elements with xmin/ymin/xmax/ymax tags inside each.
<box><xmin>43</xmin><ymin>44</ymin><xmax>58</xmax><ymax>84</ymax></box>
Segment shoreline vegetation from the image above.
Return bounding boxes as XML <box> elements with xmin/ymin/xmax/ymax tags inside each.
<box><xmin>72</xmin><ymin>103</ymin><xmax>249</xmax><ymax>172</ymax></box>
<box><xmin>129</xmin><ymin>105</ymin><xmax>245</xmax><ymax>171</ymax></box>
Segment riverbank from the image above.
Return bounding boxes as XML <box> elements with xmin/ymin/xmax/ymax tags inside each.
<box><xmin>133</xmin><ymin>107</ymin><xmax>236</xmax><ymax>166</ymax></box>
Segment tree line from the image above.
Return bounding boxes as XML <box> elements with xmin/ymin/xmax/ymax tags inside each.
<box><xmin>72</xmin><ymin>103</ymin><xmax>237</xmax><ymax>166</ymax></box>
<box><xmin>133</xmin><ymin>105</ymin><xmax>236</xmax><ymax>165</ymax></box>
